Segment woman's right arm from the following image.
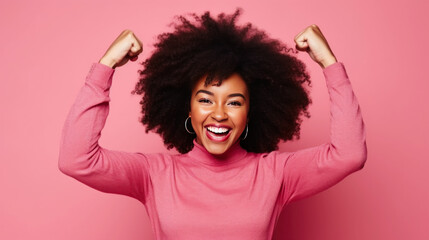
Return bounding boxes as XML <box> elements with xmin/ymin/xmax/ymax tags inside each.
<box><xmin>58</xmin><ymin>31</ymin><xmax>149</xmax><ymax>202</ymax></box>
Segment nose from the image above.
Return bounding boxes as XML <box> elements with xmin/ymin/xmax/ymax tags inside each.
<box><xmin>211</xmin><ymin>104</ymin><xmax>228</xmax><ymax>122</ymax></box>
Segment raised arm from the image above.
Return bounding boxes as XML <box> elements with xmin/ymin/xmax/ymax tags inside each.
<box><xmin>280</xmin><ymin>25</ymin><xmax>367</xmax><ymax>204</ymax></box>
<box><xmin>58</xmin><ymin>30</ymin><xmax>150</xmax><ymax>202</ymax></box>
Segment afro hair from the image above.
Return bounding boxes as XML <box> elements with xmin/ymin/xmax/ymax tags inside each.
<box><xmin>132</xmin><ymin>9</ymin><xmax>311</xmax><ymax>153</ymax></box>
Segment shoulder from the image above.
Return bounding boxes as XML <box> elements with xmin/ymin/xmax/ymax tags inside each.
<box><xmin>136</xmin><ymin>152</ymin><xmax>178</xmax><ymax>171</ymax></box>
<box><xmin>256</xmin><ymin>150</ymin><xmax>293</xmax><ymax>161</ymax></box>
<box><xmin>248</xmin><ymin>150</ymin><xmax>294</xmax><ymax>170</ymax></box>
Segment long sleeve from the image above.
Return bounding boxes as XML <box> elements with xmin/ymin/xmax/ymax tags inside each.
<box><xmin>280</xmin><ymin>62</ymin><xmax>367</xmax><ymax>205</ymax></box>
<box><xmin>58</xmin><ymin>63</ymin><xmax>150</xmax><ymax>203</ymax></box>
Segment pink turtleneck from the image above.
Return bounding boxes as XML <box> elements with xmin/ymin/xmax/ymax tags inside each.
<box><xmin>58</xmin><ymin>62</ymin><xmax>366</xmax><ymax>240</ymax></box>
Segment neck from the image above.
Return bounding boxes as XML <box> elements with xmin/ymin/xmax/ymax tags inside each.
<box><xmin>187</xmin><ymin>139</ymin><xmax>248</xmax><ymax>169</ymax></box>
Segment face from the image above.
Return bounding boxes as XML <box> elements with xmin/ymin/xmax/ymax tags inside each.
<box><xmin>189</xmin><ymin>73</ymin><xmax>250</xmax><ymax>155</ymax></box>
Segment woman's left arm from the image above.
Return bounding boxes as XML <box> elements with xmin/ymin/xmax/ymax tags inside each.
<box><xmin>280</xmin><ymin>25</ymin><xmax>367</xmax><ymax>204</ymax></box>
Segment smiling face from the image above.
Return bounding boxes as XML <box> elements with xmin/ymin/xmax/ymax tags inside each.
<box><xmin>189</xmin><ymin>73</ymin><xmax>250</xmax><ymax>155</ymax></box>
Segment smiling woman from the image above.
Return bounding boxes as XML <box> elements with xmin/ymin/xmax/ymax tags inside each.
<box><xmin>59</xmin><ymin>9</ymin><xmax>366</xmax><ymax>240</ymax></box>
<box><xmin>190</xmin><ymin>73</ymin><xmax>249</xmax><ymax>155</ymax></box>
<box><xmin>133</xmin><ymin>9</ymin><xmax>312</xmax><ymax>154</ymax></box>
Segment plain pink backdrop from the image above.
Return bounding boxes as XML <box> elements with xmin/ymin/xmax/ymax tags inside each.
<box><xmin>1</xmin><ymin>0</ymin><xmax>428</xmax><ymax>239</ymax></box>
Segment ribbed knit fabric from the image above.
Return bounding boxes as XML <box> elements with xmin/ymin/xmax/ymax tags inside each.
<box><xmin>58</xmin><ymin>62</ymin><xmax>367</xmax><ymax>240</ymax></box>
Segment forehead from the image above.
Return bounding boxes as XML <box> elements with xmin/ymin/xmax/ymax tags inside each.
<box><xmin>192</xmin><ymin>73</ymin><xmax>249</xmax><ymax>96</ymax></box>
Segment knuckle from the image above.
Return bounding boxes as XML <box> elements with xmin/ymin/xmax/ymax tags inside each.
<box><xmin>121</xmin><ymin>29</ymin><xmax>131</xmax><ymax>35</ymax></box>
<box><xmin>123</xmin><ymin>29</ymin><xmax>135</xmax><ymax>37</ymax></box>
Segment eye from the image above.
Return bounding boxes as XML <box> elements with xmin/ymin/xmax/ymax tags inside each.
<box><xmin>198</xmin><ymin>98</ymin><xmax>212</xmax><ymax>104</ymax></box>
<box><xmin>228</xmin><ymin>101</ymin><xmax>242</xmax><ymax>106</ymax></box>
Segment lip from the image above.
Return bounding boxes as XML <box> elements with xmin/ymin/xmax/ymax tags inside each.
<box><xmin>204</xmin><ymin>124</ymin><xmax>232</xmax><ymax>142</ymax></box>
<box><xmin>204</xmin><ymin>123</ymin><xmax>232</xmax><ymax>129</ymax></box>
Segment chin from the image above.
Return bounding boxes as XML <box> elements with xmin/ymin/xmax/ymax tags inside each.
<box><xmin>205</xmin><ymin>145</ymin><xmax>229</xmax><ymax>155</ymax></box>
<box><xmin>201</xmin><ymin>138</ymin><xmax>237</xmax><ymax>156</ymax></box>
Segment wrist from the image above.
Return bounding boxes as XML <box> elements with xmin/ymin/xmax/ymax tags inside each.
<box><xmin>321</xmin><ymin>55</ymin><xmax>337</xmax><ymax>68</ymax></box>
<box><xmin>99</xmin><ymin>57</ymin><xmax>116</xmax><ymax>69</ymax></box>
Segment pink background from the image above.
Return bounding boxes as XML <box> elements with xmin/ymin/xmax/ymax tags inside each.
<box><xmin>1</xmin><ymin>0</ymin><xmax>428</xmax><ymax>239</ymax></box>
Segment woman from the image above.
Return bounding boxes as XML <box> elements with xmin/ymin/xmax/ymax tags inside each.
<box><xmin>59</xmin><ymin>10</ymin><xmax>367</xmax><ymax>240</ymax></box>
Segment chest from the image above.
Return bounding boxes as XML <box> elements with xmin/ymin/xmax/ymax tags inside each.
<box><xmin>149</xmin><ymin>161</ymin><xmax>283</xmax><ymax>239</ymax></box>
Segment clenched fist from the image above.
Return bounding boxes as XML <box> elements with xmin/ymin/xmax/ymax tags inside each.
<box><xmin>99</xmin><ymin>30</ymin><xmax>143</xmax><ymax>69</ymax></box>
<box><xmin>294</xmin><ymin>25</ymin><xmax>337</xmax><ymax>68</ymax></box>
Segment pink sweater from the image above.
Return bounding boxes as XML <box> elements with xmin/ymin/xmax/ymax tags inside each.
<box><xmin>58</xmin><ymin>62</ymin><xmax>367</xmax><ymax>240</ymax></box>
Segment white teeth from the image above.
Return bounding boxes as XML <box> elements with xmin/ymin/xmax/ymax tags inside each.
<box><xmin>207</xmin><ymin>126</ymin><xmax>229</xmax><ymax>134</ymax></box>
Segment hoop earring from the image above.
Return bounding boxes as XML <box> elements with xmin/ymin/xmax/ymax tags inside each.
<box><xmin>242</xmin><ymin>124</ymin><xmax>248</xmax><ymax>140</ymax></box>
<box><xmin>184</xmin><ymin>117</ymin><xmax>195</xmax><ymax>134</ymax></box>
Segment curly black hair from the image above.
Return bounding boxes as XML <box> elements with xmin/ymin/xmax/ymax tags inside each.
<box><xmin>131</xmin><ymin>9</ymin><xmax>311</xmax><ymax>154</ymax></box>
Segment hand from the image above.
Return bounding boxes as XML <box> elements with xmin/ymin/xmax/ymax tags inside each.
<box><xmin>294</xmin><ymin>25</ymin><xmax>337</xmax><ymax>68</ymax></box>
<box><xmin>99</xmin><ymin>30</ymin><xmax>143</xmax><ymax>69</ymax></box>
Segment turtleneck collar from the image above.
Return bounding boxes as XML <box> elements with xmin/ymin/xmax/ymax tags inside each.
<box><xmin>186</xmin><ymin>139</ymin><xmax>248</xmax><ymax>169</ymax></box>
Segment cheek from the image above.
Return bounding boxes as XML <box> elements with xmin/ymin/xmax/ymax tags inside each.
<box><xmin>189</xmin><ymin>103</ymin><xmax>209</xmax><ymax>126</ymax></box>
<box><xmin>231</xmin><ymin>109</ymin><xmax>249</xmax><ymax>127</ymax></box>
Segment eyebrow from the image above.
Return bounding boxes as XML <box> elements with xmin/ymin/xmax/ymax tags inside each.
<box><xmin>195</xmin><ymin>90</ymin><xmax>247</xmax><ymax>100</ymax></box>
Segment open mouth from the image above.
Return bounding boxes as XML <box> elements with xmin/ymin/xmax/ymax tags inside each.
<box><xmin>205</xmin><ymin>126</ymin><xmax>232</xmax><ymax>142</ymax></box>
<box><xmin>207</xmin><ymin>126</ymin><xmax>230</xmax><ymax>135</ymax></box>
